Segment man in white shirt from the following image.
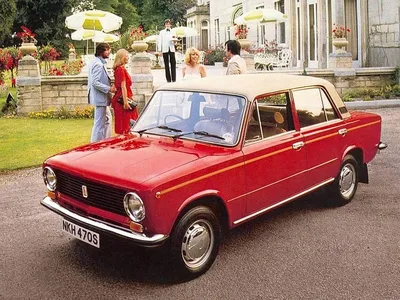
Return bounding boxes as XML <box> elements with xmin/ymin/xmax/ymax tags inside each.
<box><xmin>157</xmin><ymin>19</ymin><xmax>176</xmax><ymax>82</ymax></box>
<box><xmin>225</xmin><ymin>40</ymin><xmax>247</xmax><ymax>75</ymax></box>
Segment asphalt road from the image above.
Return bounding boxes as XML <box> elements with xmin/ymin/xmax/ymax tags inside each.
<box><xmin>0</xmin><ymin>107</ymin><xmax>399</xmax><ymax>300</ymax></box>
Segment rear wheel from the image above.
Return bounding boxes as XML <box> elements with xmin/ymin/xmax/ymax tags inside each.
<box><xmin>328</xmin><ymin>155</ymin><xmax>359</xmax><ymax>206</ymax></box>
<box><xmin>169</xmin><ymin>206</ymin><xmax>221</xmax><ymax>279</ymax></box>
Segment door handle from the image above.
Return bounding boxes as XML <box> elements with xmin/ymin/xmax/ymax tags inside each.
<box><xmin>292</xmin><ymin>141</ymin><xmax>304</xmax><ymax>150</ymax></box>
<box><xmin>338</xmin><ymin>128</ymin><xmax>347</xmax><ymax>136</ymax></box>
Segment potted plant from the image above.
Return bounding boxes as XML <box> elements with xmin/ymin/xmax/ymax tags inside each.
<box><xmin>130</xmin><ymin>25</ymin><xmax>149</xmax><ymax>53</ymax></box>
<box><xmin>17</xmin><ymin>26</ymin><xmax>37</xmax><ymax>57</ymax></box>
<box><xmin>332</xmin><ymin>24</ymin><xmax>350</xmax><ymax>53</ymax></box>
<box><xmin>234</xmin><ymin>24</ymin><xmax>250</xmax><ymax>50</ymax></box>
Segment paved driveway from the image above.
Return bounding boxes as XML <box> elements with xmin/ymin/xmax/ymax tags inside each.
<box><xmin>0</xmin><ymin>108</ymin><xmax>399</xmax><ymax>300</ymax></box>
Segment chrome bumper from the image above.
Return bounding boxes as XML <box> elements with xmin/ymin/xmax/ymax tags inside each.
<box><xmin>41</xmin><ymin>196</ymin><xmax>168</xmax><ymax>246</ymax></box>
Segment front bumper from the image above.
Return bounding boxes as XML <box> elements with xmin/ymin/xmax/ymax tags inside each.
<box><xmin>41</xmin><ymin>196</ymin><xmax>168</xmax><ymax>246</ymax></box>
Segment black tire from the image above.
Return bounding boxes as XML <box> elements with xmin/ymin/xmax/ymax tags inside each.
<box><xmin>327</xmin><ymin>155</ymin><xmax>359</xmax><ymax>206</ymax></box>
<box><xmin>169</xmin><ymin>206</ymin><xmax>221</xmax><ymax>279</ymax></box>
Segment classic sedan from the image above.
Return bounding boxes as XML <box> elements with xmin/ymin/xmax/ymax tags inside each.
<box><xmin>41</xmin><ymin>74</ymin><xmax>386</xmax><ymax>279</ymax></box>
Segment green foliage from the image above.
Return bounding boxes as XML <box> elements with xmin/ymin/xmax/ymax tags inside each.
<box><xmin>11</xmin><ymin>0</ymin><xmax>81</xmax><ymax>56</ymax></box>
<box><xmin>28</xmin><ymin>106</ymin><xmax>94</xmax><ymax>119</ymax></box>
<box><xmin>203</xmin><ymin>46</ymin><xmax>225</xmax><ymax>65</ymax></box>
<box><xmin>0</xmin><ymin>0</ymin><xmax>16</xmax><ymax>42</ymax></box>
<box><xmin>141</xmin><ymin>0</ymin><xmax>196</xmax><ymax>30</ymax></box>
<box><xmin>341</xmin><ymin>85</ymin><xmax>400</xmax><ymax>101</ymax></box>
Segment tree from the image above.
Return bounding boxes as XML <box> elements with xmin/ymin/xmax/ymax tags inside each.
<box><xmin>0</xmin><ymin>0</ymin><xmax>17</xmax><ymax>44</ymax></box>
<box><xmin>141</xmin><ymin>0</ymin><xmax>196</xmax><ymax>31</ymax></box>
<box><xmin>12</xmin><ymin>0</ymin><xmax>81</xmax><ymax>55</ymax></box>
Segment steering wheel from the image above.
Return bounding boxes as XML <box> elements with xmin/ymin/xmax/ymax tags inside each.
<box><xmin>164</xmin><ymin>114</ymin><xmax>184</xmax><ymax>124</ymax></box>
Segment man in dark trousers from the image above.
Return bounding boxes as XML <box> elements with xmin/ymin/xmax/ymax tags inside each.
<box><xmin>157</xmin><ymin>19</ymin><xmax>176</xmax><ymax>82</ymax></box>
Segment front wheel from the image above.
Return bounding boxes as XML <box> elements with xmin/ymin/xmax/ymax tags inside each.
<box><xmin>327</xmin><ymin>155</ymin><xmax>359</xmax><ymax>206</ymax></box>
<box><xmin>169</xmin><ymin>206</ymin><xmax>221</xmax><ymax>279</ymax></box>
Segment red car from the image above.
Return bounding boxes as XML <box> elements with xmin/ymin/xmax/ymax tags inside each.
<box><xmin>41</xmin><ymin>74</ymin><xmax>386</xmax><ymax>278</ymax></box>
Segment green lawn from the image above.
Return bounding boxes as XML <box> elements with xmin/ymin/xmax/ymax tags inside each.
<box><xmin>0</xmin><ymin>118</ymin><xmax>93</xmax><ymax>171</ymax></box>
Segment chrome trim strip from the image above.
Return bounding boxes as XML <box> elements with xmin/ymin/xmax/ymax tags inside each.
<box><xmin>41</xmin><ymin>196</ymin><xmax>168</xmax><ymax>245</ymax></box>
<box><xmin>233</xmin><ymin>178</ymin><xmax>335</xmax><ymax>225</ymax></box>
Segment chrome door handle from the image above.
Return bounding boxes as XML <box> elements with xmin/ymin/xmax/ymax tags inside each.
<box><xmin>338</xmin><ymin>128</ymin><xmax>348</xmax><ymax>136</ymax></box>
<box><xmin>292</xmin><ymin>141</ymin><xmax>304</xmax><ymax>150</ymax></box>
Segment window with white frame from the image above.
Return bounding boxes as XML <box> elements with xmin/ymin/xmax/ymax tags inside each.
<box><xmin>275</xmin><ymin>0</ymin><xmax>286</xmax><ymax>43</ymax></box>
<box><xmin>214</xmin><ymin>18</ymin><xmax>220</xmax><ymax>46</ymax></box>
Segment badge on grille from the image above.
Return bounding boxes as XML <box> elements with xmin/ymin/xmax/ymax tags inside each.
<box><xmin>82</xmin><ymin>185</ymin><xmax>88</xmax><ymax>198</ymax></box>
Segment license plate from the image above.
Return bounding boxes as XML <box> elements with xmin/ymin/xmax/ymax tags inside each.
<box><xmin>62</xmin><ymin>219</ymin><xmax>100</xmax><ymax>248</ymax></box>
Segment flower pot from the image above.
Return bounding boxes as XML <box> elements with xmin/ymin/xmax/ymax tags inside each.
<box><xmin>131</xmin><ymin>41</ymin><xmax>148</xmax><ymax>53</ymax></box>
<box><xmin>332</xmin><ymin>38</ymin><xmax>348</xmax><ymax>54</ymax></box>
<box><xmin>237</xmin><ymin>39</ymin><xmax>251</xmax><ymax>50</ymax></box>
<box><xmin>214</xmin><ymin>62</ymin><xmax>224</xmax><ymax>67</ymax></box>
<box><xmin>19</xmin><ymin>42</ymin><xmax>37</xmax><ymax>57</ymax></box>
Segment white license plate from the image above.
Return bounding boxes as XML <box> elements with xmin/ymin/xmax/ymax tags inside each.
<box><xmin>62</xmin><ymin>219</ymin><xmax>100</xmax><ymax>248</ymax></box>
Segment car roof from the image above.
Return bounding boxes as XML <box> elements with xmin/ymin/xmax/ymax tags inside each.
<box><xmin>156</xmin><ymin>74</ymin><xmax>350</xmax><ymax>118</ymax></box>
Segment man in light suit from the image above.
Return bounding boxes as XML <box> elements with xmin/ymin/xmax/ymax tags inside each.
<box><xmin>225</xmin><ymin>40</ymin><xmax>247</xmax><ymax>75</ymax></box>
<box><xmin>87</xmin><ymin>43</ymin><xmax>115</xmax><ymax>143</ymax></box>
<box><xmin>157</xmin><ymin>19</ymin><xmax>176</xmax><ymax>82</ymax></box>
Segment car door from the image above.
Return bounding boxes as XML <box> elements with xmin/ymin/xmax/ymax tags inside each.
<box><xmin>291</xmin><ymin>87</ymin><xmax>344</xmax><ymax>187</ymax></box>
<box><xmin>240</xmin><ymin>92</ymin><xmax>308</xmax><ymax>220</ymax></box>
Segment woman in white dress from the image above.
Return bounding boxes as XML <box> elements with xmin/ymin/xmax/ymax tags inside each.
<box><xmin>182</xmin><ymin>47</ymin><xmax>207</xmax><ymax>80</ymax></box>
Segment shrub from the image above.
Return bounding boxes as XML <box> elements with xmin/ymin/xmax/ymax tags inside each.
<box><xmin>28</xmin><ymin>106</ymin><xmax>94</xmax><ymax>119</ymax></box>
<box><xmin>204</xmin><ymin>45</ymin><xmax>225</xmax><ymax>65</ymax></box>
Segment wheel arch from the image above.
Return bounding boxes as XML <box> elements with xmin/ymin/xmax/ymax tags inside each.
<box><xmin>174</xmin><ymin>192</ymin><xmax>230</xmax><ymax>235</ymax></box>
<box><xmin>342</xmin><ymin>147</ymin><xmax>368</xmax><ymax>183</ymax></box>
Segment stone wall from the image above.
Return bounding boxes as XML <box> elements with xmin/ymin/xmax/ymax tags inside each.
<box><xmin>260</xmin><ymin>67</ymin><xmax>396</xmax><ymax>95</ymax></box>
<box><xmin>368</xmin><ymin>0</ymin><xmax>400</xmax><ymax>67</ymax></box>
<box><xmin>16</xmin><ymin>55</ymin><xmax>154</xmax><ymax>114</ymax></box>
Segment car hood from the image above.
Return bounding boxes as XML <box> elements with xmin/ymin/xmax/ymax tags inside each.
<box><xmin>45</xmin><ymin>135</ymin><xmax>212</xmax><ymax>186</ymax></box>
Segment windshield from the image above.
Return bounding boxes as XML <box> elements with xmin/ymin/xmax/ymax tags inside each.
<box><xmin>133</xmin><ymin>91</ymin><xmax>247</xmax><ymax>146</ymax></box>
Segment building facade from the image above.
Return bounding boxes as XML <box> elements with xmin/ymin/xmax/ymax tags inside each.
<box><xmin>185</xmin><ymin>0</ymin><xmax>211</xmax><ymax>50</ymax></box>
<box><xmin>208</xmin><ymin>0</ymin><xmax>400</xmax><ymax>68</ymax></box>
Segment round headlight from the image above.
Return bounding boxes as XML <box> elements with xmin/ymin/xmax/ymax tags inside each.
<box><xmin>43</xmin><ymin>167</ymin><xmax>57</xmax><ymax>191</ymax></box>
<box><xmin>123</xmin><ymin>192</ymin><xmax>145</xmax><ymax>222</ymax></box>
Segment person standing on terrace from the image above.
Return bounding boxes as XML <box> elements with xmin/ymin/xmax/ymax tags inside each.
<box><xmin>157</xmin><ymin>19</ymin><xmax>177</xmax><ymax>82</ymax></box>
<box><xmin>225</xmin><ymin>40</ymin><xmax>247</xmax><ymax>75</ymax></box>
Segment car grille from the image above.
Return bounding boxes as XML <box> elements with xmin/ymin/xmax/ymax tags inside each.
<box><xmin>55</xmin><ymin>170</ymin><xmax>127</xmax><ymax>216</ymax></box>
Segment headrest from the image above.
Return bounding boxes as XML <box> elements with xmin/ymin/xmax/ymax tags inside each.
<box><xmin>203</xmin><ymin>107</ymin><xmax>230</xmax><ymax>120</ymax></box>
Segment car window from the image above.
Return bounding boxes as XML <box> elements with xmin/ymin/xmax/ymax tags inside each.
<box><xmin>292</xmin><ymin>88</ymin><xmax>338</xmax><ymax>128</ymax></box>
<box><xmin>245</xmin><ymin>92</ymin><xmax>293</xmax><ymax>143</ymax></box>
<box><xmin>321</xmin><ymin>90</ymin><xmax>339</xmax><ymax>121</ymax></box>
<box><xmin>133</xmin><ymin>91</ymin><xmax>246</xmax><ymax>146</ymax></box>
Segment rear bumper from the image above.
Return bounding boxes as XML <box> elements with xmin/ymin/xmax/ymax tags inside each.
<box><xmin>41</xmin><ymin>196</ymin><xmax>168</xmax><ymax>247</ymax></box>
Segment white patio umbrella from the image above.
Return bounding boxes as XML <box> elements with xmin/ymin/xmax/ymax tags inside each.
<box><xmin>71</xmin><ymin>29</ymin><xmax>105</xmax><ymax>41</ymax></box>
<box><xmin>65</xmin><ymin>10</ymin><xmax>123</xmax><ymax>33</ymax></box>
<box><xmin>171</xmin><ymin>26</ymin><xmax>198</xmax><ymax>38</ymax></box>
<box><xmin>234</xmin><ymin>8</ymin><xmax>288</xmax><ymax>24</ymax></box>
<box><xmin>92</xmin><ymin>33</ymin><xmax>120</xmax><ymax>43</ymax></box>
<box><xmin>143</xmin><ymin>35</ymin><xmax>159</xmax><ymax>43</ymax></box>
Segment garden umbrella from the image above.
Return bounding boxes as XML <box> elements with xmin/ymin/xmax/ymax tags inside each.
<box><xmin>171</xmin><ymin>26</ymin><xmax>198</xmax><ymax>38</ymax></box>
<box><xmin>234</xmin><ymin>8</ymin><xmax>288</xmax><ymax>24</ymax></box>
<box><xmin>65</xmin><ymin>10</ymin><xmax>123</xmax><ymax>33</ymax></box>
<box><xmin>71</xmin><ymin>29</ymin><xmax>105</xmax><ymax>41</ymax></box>
<box><xmin>92</xmin><ymin>33</ymin><xmax>120</xmax><ymax>43</ymax></box>
<box><xmin>143</xmin><ymin>35</ymin><xmax>159</xmax><ymax>43</ymax></box>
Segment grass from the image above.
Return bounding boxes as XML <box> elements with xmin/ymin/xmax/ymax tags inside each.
<box><xmin>0</xmin><ymin>117</ymin><xmax>93</xmax><ymax>171</ymax></box>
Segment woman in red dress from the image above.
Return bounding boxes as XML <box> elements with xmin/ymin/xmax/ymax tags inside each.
<box><xmin>111</xmin><ymin>48</ymin><xmax>138</xmax><ymax>134</ymax></box>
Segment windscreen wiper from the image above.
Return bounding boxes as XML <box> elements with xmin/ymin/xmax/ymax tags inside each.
<box><xmin>136</xmin><ymin>125</ymin><xmax>182</xmax><ymax>136</ymax></box>
<box><xmin>172</xmin><ymin>130</ymin><xmax>225</xmax><ymax>141</ymax></box>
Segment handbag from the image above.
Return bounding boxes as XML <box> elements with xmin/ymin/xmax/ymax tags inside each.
<box><xmin>117</xmin><ymin>96</ymin><xmax>137</xmax><ymax>109</ymax></box>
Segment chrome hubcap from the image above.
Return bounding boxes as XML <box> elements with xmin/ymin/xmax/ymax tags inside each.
<box><xmin>181</xmin><ymin>219</ymin><xmax>214</xmax><ymax>269</ymax></box>
<box><xmin>339</xmin><ymin>163</ymin><xmax>356</xmax><ymax>199</ymax></box>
